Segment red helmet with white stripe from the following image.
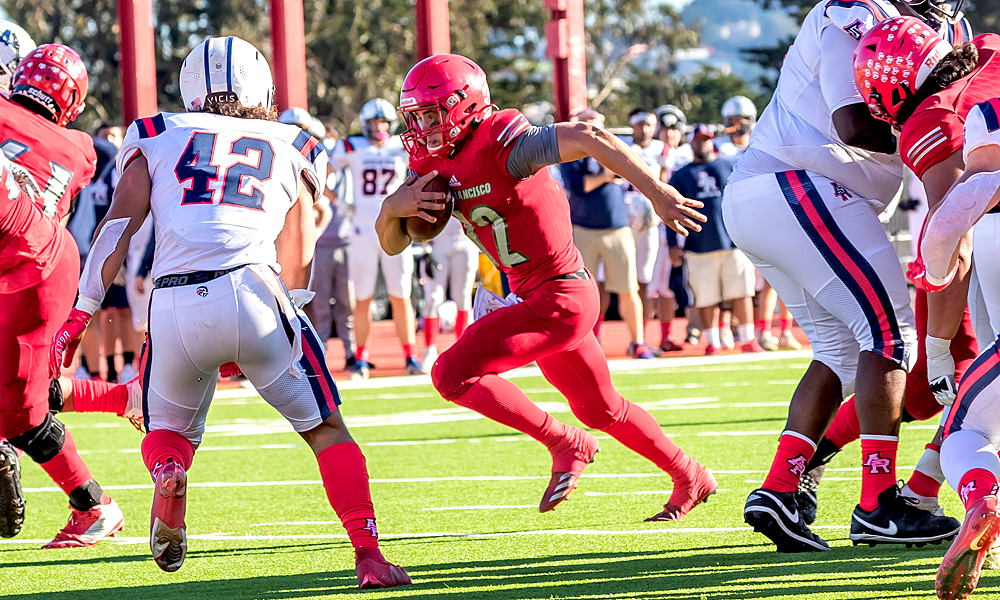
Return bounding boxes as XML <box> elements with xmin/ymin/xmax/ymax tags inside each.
<box><xmin>398</xmin><ymin>54</ymin><xmax>492</xmax><ymax>159</ymax></box>
<box><xmin>853</xmin><ymin>16</ymin><xmax>953</xmax><ymax>128</ymax></box>
<box><xmin>11</xmin><ymin>44</ymin><xmax>88</xmax><ymax>127</ymax></box>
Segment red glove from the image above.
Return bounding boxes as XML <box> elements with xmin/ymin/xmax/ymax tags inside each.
<box><xmin>220</xmin><ymin>361</ymin><xmax>244</xmax><ymax>379</ymax></box>
<box><xmin>906</xmin><ymin>256</ymin><xmax>956</xmax><ymax>293</ymax></box>
<box><xmin>49</xmin><ymin>308</ymin><xmax>92</xmax><ymax>378</ymax></box>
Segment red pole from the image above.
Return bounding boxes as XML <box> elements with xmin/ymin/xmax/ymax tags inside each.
<box><xmin>545</xmin><ymin>0</ymin><xmax>587</xmax><ymax>122</ymax></box>
<box><xmin>117</xmin><ymin>0</ymin><xmax>158</xmax><ymax>125</ymax></box>
<box><xmin>270</xmin><ymin>0</ymin><xmax>308</xmax><ymax>111</ymax></box>
<box><xmin>415</xmin><ymin>0</ymin><xmax>451</xmax><ymax>60</ymax></box>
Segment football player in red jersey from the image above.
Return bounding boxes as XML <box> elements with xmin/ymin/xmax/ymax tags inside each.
<box><xmin>376</xmin><ymin>54</ymin><xmax>715</xmax><ymax>520</ymax></box>
<box><xmin>0</xmin><ymin>144</ymin><xmax>123</xmax><ymax>545</ymax></box>
<box><xmin>855</xmin><ymin>16</ymin><xmax>1000</xmax><ymax>598</ymax></box>
<box><xmin>1</xmin><ymin>44</ymin><xmax>96</xmax><ymax>222</ymax></box>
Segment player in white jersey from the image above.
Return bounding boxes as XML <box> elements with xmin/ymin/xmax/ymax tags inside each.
<box><xmin>728</xmin><ymin>0</ymin><xmax>964</xmax><ymax>553</ymax></box>
<box><xmin>329</xmin><ymin>98</ymin><xmax>423</xmax><ymax>378</ymax></box>
<box><xmin>419</xmin><ymin>216</ymin><xmax>479</xmax><ymax>370</ymax></box>
<box><xmin>0</xmin><ymin>20</ymin><xmax>34</xmax><ymax>96</ymax></box>
<box><xmin>48</xmin><ymin>37</ymin><xmax>412</xmax><ymax>588</ymax></box>
<box><xmin>624</xmin><ymin>108</ymin><xmax>665</xmax><ymax>354</ymax></box>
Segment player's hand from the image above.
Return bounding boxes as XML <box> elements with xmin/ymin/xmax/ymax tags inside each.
<box><xmin>382</xmin><ymin>171</ymin><xmax>448</xmax><ymax>223</ymax></box>
<box><xmin>49</xmin><ymin>308</ymin><xmax>93</xmax><ymax>378</ymax></box>
<box><xmin>135</xmin><ymin>277</ymin><xmax>146</xmax><ymax>294</ymax></box>
<box><xmin>926</xmin><ymin>335</ymin><xmax>957</xmax><ymax>406</ymax></box>
<box><xmin>906</xmin><ymin>256</ymin><xmax>955</xmax><ymax>292</ymax></box>
<box><xmin>649</xmin><ymin>184</ymin><xmax>706</xmax><ymax>236</ymax></box>
<box><xmin>669</xmin><ymin>247</ymin><xmax>684</xmax><ymax>267</ymax></box>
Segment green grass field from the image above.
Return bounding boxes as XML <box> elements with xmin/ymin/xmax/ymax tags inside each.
<box><xmin>1</xmin><ymin>354</ymin><xmax>994</xmax><ymax>599</ymax></box>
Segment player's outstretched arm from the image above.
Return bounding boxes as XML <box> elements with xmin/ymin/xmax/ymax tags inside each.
<box><xmin>51</xmin><ymin>155</ymin><xmax>152</xmax><ymax>376</ymax></box>
<box><xmin>375</xmin><ymin>170</ymin><xmax>448</xmax><ymax>255</ymax></box>
<box><xmin>276</xmin><ymin>181</ymin><xmax>318</xmax><ymax>291</ymax></box>
<box><xmin>553</xmin><ymin>122</ymin><xmax>706</xmax><ymax>235</ymax></box>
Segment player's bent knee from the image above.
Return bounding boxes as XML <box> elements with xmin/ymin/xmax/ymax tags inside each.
<box><xmin>8</xmin><ymin>412</ymin><xmax>65</xmax><ymax>464</ymax></box>
<box><xmin>430</xmin><ymin>353</ymin><xmax>473</xmax><ymax>402</ymax></box>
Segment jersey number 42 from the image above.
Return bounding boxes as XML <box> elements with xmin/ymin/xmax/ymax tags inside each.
<box><xmin>175</xmin><ymin>132</ymin><xmax>274</xmax><ymax>210</ymax></box>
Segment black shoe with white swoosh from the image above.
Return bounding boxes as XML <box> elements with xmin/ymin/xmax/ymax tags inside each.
<box><xmin>744</xmin><ymin>488</ymin><xmax>830</xmax><ymax>553</ymax></box>
<box><xmin>850</xmin><ymin>484</ymin><xmax>961</xmax><ymax>547</ymax></box>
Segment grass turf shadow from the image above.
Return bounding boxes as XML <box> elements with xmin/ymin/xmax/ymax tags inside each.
<box><xmin>5</xmin><ymin>544</ymin><xmax>995</xmax><ymax>599</ymax></box>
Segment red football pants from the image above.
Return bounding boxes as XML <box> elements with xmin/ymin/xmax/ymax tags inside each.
<box><xmin>0</xmin><ymin>236</ymin><xmax>78</xmax><ymax>439</ymax></box>
<box><xmin>433</xmin><ymin>277</ymin><xmax>646</xmax><ymax>434</ymax></box>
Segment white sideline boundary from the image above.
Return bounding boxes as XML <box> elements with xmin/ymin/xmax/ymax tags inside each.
<box><xmin>0</xmin><ymin>524</ymin><xmax>850</xmax><ymax>546</ymax></box>
<box><xmin>213</xmin><ymin>350</ymin><xmax>814</xmax><ymax>398</ymax></box>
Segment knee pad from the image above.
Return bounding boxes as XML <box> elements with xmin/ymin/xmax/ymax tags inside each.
<box><xmin>9</xmin><ymin>413</ymin><xmax>65</xmax><ymax>464</ymax></box>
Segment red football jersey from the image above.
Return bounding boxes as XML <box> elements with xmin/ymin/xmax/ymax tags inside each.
<box><xmin>408</xmin><ymin>109</ymin><xmax>583</xmax><ymax>294</ymax></box>
<box><xmin>0</xmin><ymin>157</ymin><xmax>68</xmax><ymax>294</ymax></box>
<box><xmin>900</xmin><ymin>34</ymin><xmax>1000</xmax><ymax>178</ymax></box>
<box><xmin>0</xmin><ymin>95</ymin><xmax>97</xmax><ymax>220</ymax></box>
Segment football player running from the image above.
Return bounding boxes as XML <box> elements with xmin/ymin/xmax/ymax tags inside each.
<box><xmin>0</xmin><ymin>43</ymin><xmax>123</xmax><ymax>548</ymax></box>
<box><xmin>854</xmin><ymin>17</ymin><xmax>1000</xmax><ymax>599</ymax></box>
<box><xmin>49</xmin><ymin>37</ymin><xmax>411</xmax><ymax>588</ymax></box>
<box><xmin>726</xmin><ymin>0</ymin><xmax>965</xmax><ymax>552</ymax></box>
<box><xmin>377</xmin><ymin>54</ymin><xmax>715</xmax><ymax>520</ymax></box>
<box><xmin>329</xmin><ymin>98</ymin><xmax>424</xmax><ymax>379</ymax></box>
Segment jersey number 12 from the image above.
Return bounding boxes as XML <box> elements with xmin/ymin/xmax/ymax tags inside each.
<box><xmin>175</xmin><ymin>132</ymin><xmax>274</xmax><ymax>209</ymax></box>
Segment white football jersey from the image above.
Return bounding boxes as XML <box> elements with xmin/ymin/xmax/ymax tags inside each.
<box><xmin>328</xmin><ymin>135</ymin><xmax>408</xmax><ymax>228</ymax></box>
<box><xmin>733</xmin><ymin>0</ymin><xmax>905</xmax><ymax>209</ymax></box>
<box><xmin>658</xmin><ymin>144</ymin><xmax>693</xmax><ymax>181</ymax></box>
<box><xmin>624</xmin><ymin>139</ymin><xmax>665</xmax><ymax>201</ymax></box>
<box><xmin>117</xmin><ymin>112</ymin><xmax>326</xmax><ymax>280</ymax></box>
<box><xmin>963</xmin><ymin>100</ymin><xmax>1000</xmax><ymax>164</ymax></box>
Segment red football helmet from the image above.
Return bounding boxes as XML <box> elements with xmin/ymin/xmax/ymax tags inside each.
<box><xmin>398</xmin><ymin>54</ymin><xmax>493</xmax><ymax>158</ymax></box>
<box><xmin>11</xmin><ymin>44</ymin><xmax>88</xmax><ymax>127</ymax></box>
<box><xmin>854</xmin><ymin>16</ymin><xmax>953</xmax><ymax>127</ymax></box>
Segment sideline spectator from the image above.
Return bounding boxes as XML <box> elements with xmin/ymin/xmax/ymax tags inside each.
<box><xmin>668</xmin><ymin>125</ymin><xmax>762</xmax><ymax>355</ymax></box>
<box><xmin>559</xmin><ymin>108</ymin><xmax>653</xmax><ymax>359</ymax></box>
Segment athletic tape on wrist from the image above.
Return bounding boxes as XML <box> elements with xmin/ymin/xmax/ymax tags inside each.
<box><xmin>78</xmin><ymin>217</ymin><xmax>130</xmax><ymax>310</ymax></box>
<box><xmin>922</xmin><ymin>168</ymin><xmax>1000</xmax><ymax>280</ymax></box>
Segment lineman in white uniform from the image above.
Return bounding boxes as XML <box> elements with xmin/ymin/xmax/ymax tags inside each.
<box><xmin>329</xmin><ymin>99</ymin><xmax>423</xmax><ymax>378</ymax></box>
<box><xmin>624</xmin><ymin>109</ymin><xmax>665</xmax><ymax>327</ymax></box>
<box><xmin>420</xmin><ymin>216</ymin><xmax>478</xmax><ymax>371</ymax></box>
<box><xmin>49</xmin><ymin>37</ymin><xmax>412</xmax><ymax>587</ymax></box>
<box><xmin>727</xmin><ymin>0</ymin><xmax>960</xmax><ymax>552</ymax></box>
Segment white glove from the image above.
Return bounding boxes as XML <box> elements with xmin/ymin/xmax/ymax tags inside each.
<box><xmin>473</xmin><ymin>286</ymin><xmax>522</xmax><ymax>321</ymax></box>
<box><xmin>926</xmin><ymin>335</ymin><xmax>957</xmax><ymax>406</ymax></box>
<box><xmin>288</xmin><ymin>289</ymin><xmax>316</xmax><ymax>310</ymax></box>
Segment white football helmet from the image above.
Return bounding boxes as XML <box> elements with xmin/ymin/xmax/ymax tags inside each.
<box><xmin>180</xmin><ymin>36</ymin><xmax>274</xmax><ymax>112</ymax></box>
<box><xmin>721</xmin><ymin>95</ymin><xmax>756</xmax><ymax>135</ymax></box>
<box><xmin>359</xmin><ymin>98</ymin><xmax>398</xmax><ymax>142</ymax></box>
<box><xmin>279</xmin><ymin>107</ymin><xmax>326</xmax><ymax>140</ymax></box>
<box><xmin>0</xmin><ymin>21</ymin><xmax>35</xmax><ymax>91</ymax></box>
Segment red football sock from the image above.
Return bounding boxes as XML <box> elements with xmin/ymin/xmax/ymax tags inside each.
<box><xmin>755</xmin><ymin>319</ymin><xmax>766</xmax><ymax>336</ymax></box>
<box><xmin>907</xmin><ymin>470</ymin><xmax>943</xmax><ymax>498</ymax></box>
<box><xmin>601</xmin><ymin>398</ymin><xmax>695</xmax><ymax>481</ymax></box>
<box><xmin>70</xmin><ymin>378</ymin><xmax>129</xmax><ymax>416</ymax></box>
<box><xmin>141</xmin><ymin>429</ymin><xmax>195</xmax><ymax>479</ymax></box>
<box><xmin>455</xmin><ymin>310</ymin><xmax>470</xmax><ymax>338</ymax></box>
<box><xmin>660</xmin><ymin>320</ymin><xmax>672</xmax><ymax>341</ymax></box>
<box><xmin>593</xmin><ymin>316</ymin><xmax>604</xmax><ymax>338</ymax></box>
<box><xmin>317</xmin><ymin>441</ymin><xmax>379</xmax><ymax>549</ymax></box>
<box><xmin>447</xmin><ymin>375</ymin><xmax>567</xmax><ymax>448</ymax></box>
<box><xmin>958</xmin><ymin>468</ymin><xmax>1000</xmax><ymax>511</ymax></box>
<box><xmin>859</xmin><ymin>435</ymin><xmax>898</xmax><ymax>511</ymax></box>
<box><xmin>402</xmin><ymin>344</ymin><xmax>414</xmax><ymax>360</ymax></box>
<box><xmin>825</xmin><ymin>395</ymin><xmax>860</xmax><ymax>449</ymax></box>
<box><xmin>38</xmin><ymin>428</ymin><xmax>94</xmax><ymax>494</ymax></box>
<box><xmin>780</xmin><ymin>318</ymin><xmax>793</xmax><ymax>334</ymax></box>
<box><xmin>762</xmin><ymin>431</ymin><xmax>816</xmax><ymax>493</ymax></box>
<box><xmin>357</xmin><ymin>346</ymin><xmax>369</xmax><ymax>362</ymax></box>
<box><xmin>424</xmin><ymin>316</ymin><xmax>439</xmax><ymax>347</ymax></box>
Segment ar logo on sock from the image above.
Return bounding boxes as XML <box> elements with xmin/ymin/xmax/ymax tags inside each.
<box><xmin>960</xmin><ymin>481</ymin><xmax>978</xmax><ymax>505</ymax></box>
<box><xmin>364</xmin><ymin>518</ymin><xmax>379</xmax><ymax>539</ymax></box>
<box><xmin>863</xmin><ymin>452</ymin><xmax>892</xmax><ymax>474</ymax></box>
<box><xmin>787</xmin><ymin>454</ymin><xmax>807</xmax><ymax>477</ymax></box>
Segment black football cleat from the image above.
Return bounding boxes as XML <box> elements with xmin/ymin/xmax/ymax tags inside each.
<box><xmin>744</xmin><ymin>488</ymin><xmax>830</xmax><ymax>553</ymax></box>
<box><xmin>851</xmin><ymin>484</ymin><xmax>960</xmax><ymax>547</ymax></box>
<box><xmin>0</xmin><ymin>440</ymin><xmax>24</xmax><ymax>538</ymax></box>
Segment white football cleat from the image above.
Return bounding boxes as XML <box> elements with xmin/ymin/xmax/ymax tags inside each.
<box><xmin>421</xmin><ymin>346</ymin><xmax>438</xmax><ymax>373</ymax></box>
<box><xmin>118</xmin><ymin>363</ymin><xmax>138</xmax><ymax>385</ymax></box>
<box><xmin>42</xmin><ymin>494</ymin><xmax>124</xmax><ymax>548</ymax></box>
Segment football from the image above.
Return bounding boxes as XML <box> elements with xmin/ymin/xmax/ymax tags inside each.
<box><xmin>405</xmin><ymin>175</ymin><xmax>454</xmax><ymax>242</ymax></box>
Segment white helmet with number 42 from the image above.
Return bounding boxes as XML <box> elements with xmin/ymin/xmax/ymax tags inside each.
<box><xmin>179</xmin><ymin>36</ymin><xmax>274</xmax><ymax>113</ymax></box>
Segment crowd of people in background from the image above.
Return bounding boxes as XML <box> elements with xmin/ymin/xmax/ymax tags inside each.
<box><xmin>62</xmin><ymin>92</ymin><xmax>810</xmax><ymax>385</ymax></box>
